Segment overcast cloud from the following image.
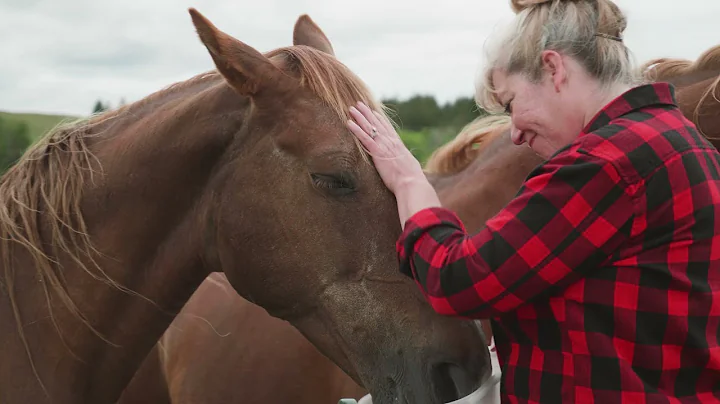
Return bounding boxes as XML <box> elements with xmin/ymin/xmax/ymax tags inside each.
<box><xmin>1</xmin><ymin>0</ymin><xmax>719</xmax><ymax>116</ymax></box>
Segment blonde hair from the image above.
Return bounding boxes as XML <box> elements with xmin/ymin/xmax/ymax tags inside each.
<box><xmin>477</xmin><ymin>0</ymin><xmax>640</xmax><ymax>113</ymax></box>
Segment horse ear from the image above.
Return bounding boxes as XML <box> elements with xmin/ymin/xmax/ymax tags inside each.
<box><xmin>189</xmin><ymin>8</ymin><xmax>292</xmax><ymax>97</ymax></box>
<box><xmin>293</xmin><ymin>14</ymin><xmax>335</xmax><ymax>56</ymax></box>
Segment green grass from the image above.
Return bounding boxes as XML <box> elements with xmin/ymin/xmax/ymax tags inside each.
<box><xmin>399</xmin><ymin>130</ymin><xmax>434</xmax><ymax>163</ymax></box>
<box><xmin>399</xmin><ymin>128</ymin><xmax>460</xmax><ymax>164</ymax></box>
<box><xmin>0</xmin><ymin>111</ymin><xmax>79</xmax><ymax>142</ymax></box>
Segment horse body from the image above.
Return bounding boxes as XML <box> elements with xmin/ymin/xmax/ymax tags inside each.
<box><xmin>0</xmin><ymin>10</ymin><xmax>491</xmax><ymax>404</ymax></box>
<box><xmin>133</xmin><ymin>273</ymin><xmax>368</xmax><ymax>404</ymax></box>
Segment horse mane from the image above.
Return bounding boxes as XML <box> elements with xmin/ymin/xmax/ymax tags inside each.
<box><xmin>0</xmin><ymin>114</ymin><xmax>116</xmax><ymax>393</ymax></box>
<box><xmin>423</xmin><ymin>114</ymin><xmax>511</xmax><ymax>175</ymax></box>
<box><xmin>266</xmin><ymin>45</ymin><xmax>390</xmax><ymax>162</ymax></box>
<box><xmin>638</xmin><ymin>43</ymin><xmax>720</xmax><ymax>81</ymax></box>
<box><xmin>0</xmin><ymin>42</ymin><xmax>385</xmax><ymax>368</ymax></box>
<box><xmin>267</xmin><ymin>46</ymin><xmax>387</xmax><ymax>124</ymax></box>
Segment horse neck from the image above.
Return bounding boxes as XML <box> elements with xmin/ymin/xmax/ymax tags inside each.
<box><xmin>673</xmin><ymin>74</ymin><xmax>720</xmax><ymax>144</ymax></box>
<box><xmin>662</xmin><ymin>69</ymin><xmax>720</xmax><ymax>88</ymax></box>
<box><xmin>429</xmin><ymin>134</ymin><xmax>542</xmax><ymax>232</ymax></box>
<box><xmin>0</xmin><ymin>74</ymin><xmax>242</xmax><ymax>403</ymax></box>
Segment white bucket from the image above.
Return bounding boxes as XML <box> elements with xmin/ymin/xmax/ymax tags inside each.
<box><xmin>351</xmin><ymin>341</ymin><xmax>501</xmax><ymax>404</ymax></box>
<box><xmin>355</xmin><ymin>375</ymin><xmax>499</xmax><ymax>404</ymax></box>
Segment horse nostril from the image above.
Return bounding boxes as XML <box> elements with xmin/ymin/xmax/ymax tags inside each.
<box><xmin>430</xmin><ymin>363</ymin><xmax>475</xmax><ymax>403</ymax></box>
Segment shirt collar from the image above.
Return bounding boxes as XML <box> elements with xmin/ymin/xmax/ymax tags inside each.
<box><xmin>582</xmin><ymin>82</ymin><xmax>677</xmax><ymax>134</ymax></box>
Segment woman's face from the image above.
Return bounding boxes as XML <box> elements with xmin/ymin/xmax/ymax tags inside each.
<box><xmin>491</xmin><ymin>51</ymin><xmax>590</xmax><ymax>159</ymax></box>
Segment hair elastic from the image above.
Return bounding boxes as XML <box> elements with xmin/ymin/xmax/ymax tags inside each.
<box><xmin>595</xmin><ymin>33</ymin><xmax>623</xmax><ymax>42</ymax></box>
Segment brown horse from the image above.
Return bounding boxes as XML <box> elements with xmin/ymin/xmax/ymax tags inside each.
<box><xmin>639</xmin><ymin>43</ymin><xmax>720</xmax><ymax>144</ymax></box>
<box><xmin>120</xmin><ymin>273</ymin><xmax>368</xmax><ymax>404</ymax></box>
<box><xmin>0</xmin><ymin>9</ymin><xmax>493</xmax><ymax>404</ymax></box>
<box><xmin>119</xmin><ymin>115</ymin><xmax>537</xmax><ymax>404</ymax></box>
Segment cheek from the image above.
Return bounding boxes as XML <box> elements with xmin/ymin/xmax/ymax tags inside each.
<box><xmin>511</xmin><ymin>106</ymin><xmax>537</xmax><ymax>130</ymax></box>
<box><xmin>509</xmin><ymin>99</ymin><xmax>528</xmax><ymax>121</ymax></box>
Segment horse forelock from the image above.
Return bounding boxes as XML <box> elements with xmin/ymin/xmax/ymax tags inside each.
<box><xmin>424</xmin><ymin>114</ymin><xmax>512</xmax><ymax>175</ymax></box>
<box><xmin>266</xmin><ymin>46</ymin><xmax>392</xmax><ymax>161</ymax></box>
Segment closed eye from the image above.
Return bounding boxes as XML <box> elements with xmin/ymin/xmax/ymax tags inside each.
<box><xmin>504</xmin><ymin>99</ymin><xmax>513</xmax><ymax>114</ymax></box>
<box><xmin>311</xmin><ymin>173</ymin><xmax>356</xmax><ymax>196</ymax></box>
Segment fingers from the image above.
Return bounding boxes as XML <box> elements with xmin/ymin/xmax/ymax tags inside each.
<box><xmin>351</xmin><ymin>101</ymin><xmax>399</xmax><ymax>140</ymax></box>
<box><xmin>374</xmin><ymin>110</ymin><xmax>398</xmax><ymax>140</ymax></box>
<box><xmin>347</xmin><ymin>120</ymin><xmax>377</xmax><ymax>151</ymax></box>
<box><xmin>349</xmin><ymin>106</ymin><xmax>376</xmax><ymax>136</ymax></box>
<box><xmin>355</xmin><ymin>101</ymin><xmax>379</xmax><ymax>124</ymax></box>
<box><xmin>356</xmin><ymin>102</ymin><xmax>401</xmax><ymax>143</ymax></box>
<box><xmin>356</xmin><ymin>102</ymin><xmax>386</xmax><ymax>135</ymax></box>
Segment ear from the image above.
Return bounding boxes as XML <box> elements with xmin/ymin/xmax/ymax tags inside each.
<box><xmin>540</xmin><ymin>50</ymin><xmax>566</xmax><ymax>92</ymax></box>
<box><xmin>189</xmin><ymin>8</ymin><xmax>293</xmax><ymax>96</ymax></box>
<box><xmin>293</xmin><ymin>14</ymin><xmax>335</xmax><ymax>56</ymax></box>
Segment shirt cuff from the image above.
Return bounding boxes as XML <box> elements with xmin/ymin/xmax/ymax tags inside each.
<box><xmin>396</xmin><ymin>207</ymin><xmax>467</xmax><ymax>278</ymax></box>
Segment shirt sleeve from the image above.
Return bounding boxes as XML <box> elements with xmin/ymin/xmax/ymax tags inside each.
<box><xmin>397</xmin><ymin>148</ymin><xmax>636</xmax><ymax>319</ymax></box>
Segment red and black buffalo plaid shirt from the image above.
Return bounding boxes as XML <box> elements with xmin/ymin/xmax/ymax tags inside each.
<box><xmin>398</xmin><ymin>83</ymin><xmax>720</xmax><ymax>403</ymax></box>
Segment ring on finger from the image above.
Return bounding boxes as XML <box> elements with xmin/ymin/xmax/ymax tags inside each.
<box><xmin>370</xmin><ymin>126</ymin><xmax>378</xmax><ymax>139</ymax></box>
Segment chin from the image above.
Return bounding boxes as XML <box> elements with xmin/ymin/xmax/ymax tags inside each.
<box><xmin>528</xmin><ymin>144</ymin><xmax>549</xmax><ymax>160</ymax></box>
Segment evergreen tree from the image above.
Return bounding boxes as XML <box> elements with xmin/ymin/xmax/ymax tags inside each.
<box><xmin>92</xmin><ymin>99</ymin><xmax>110</xmax><ymax>114</ymax></box>
<box><xmin>0</xmin><ymin>117</ymin><xmax>31</xmax><ymax>174</ymax></box>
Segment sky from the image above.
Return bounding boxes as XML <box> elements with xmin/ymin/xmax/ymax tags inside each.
<box><xmin>1</xmin><ymin>0</ymin><xmax>719</xmax><ymax>117</ymax></box>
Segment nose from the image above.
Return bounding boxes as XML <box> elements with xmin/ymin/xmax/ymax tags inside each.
<box><xmin>395</xmin><ymin>346</ymin><xmax>491</xmax><ymax>404</ymax></box>
<box><xmin>510</xmin><ymin>127</ymin><xmax>524</xmax><ymax>145</ymax></box>
<box><xmin>429</xmin><ymin>362</ymin><xmax>480</xmax><ymax>403</ymax></box>
<box><xmin>510</xmin><ymin>125</ymin><xmax>525</xmax><ymax>145</ymax></box>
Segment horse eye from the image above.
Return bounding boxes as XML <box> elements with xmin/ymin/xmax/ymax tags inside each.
<box><xmin>311</xmin><ymin>173</ymin><xmax>356</xmax><ymax>196</ymax></box>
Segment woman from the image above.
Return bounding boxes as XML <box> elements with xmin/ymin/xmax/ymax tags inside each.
<box><xmin>347</xmin><ymin>0</ymin><xmax>720</xmax><ymax>402</ymax></box>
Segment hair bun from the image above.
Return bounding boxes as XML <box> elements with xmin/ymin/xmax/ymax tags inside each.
<box><xmin>510</xmin><ymin>0</ymin><xmax>583</xmax><ymax>14</ymax></box>
<box><xmin>510</xmin><ymin>0</ymin><xmax>550</xmax><ymax>13</ymax></box>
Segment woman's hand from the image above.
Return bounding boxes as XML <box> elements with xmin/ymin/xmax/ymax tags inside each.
<box><xmin>347</xmin><ymin>101</ymin><xmax>442</xmax><ymax>228</ymax></box>
<box><xmin>346</xmin><ymin>101</ymin><xmax>425</xmax><ymax>194</ymax></box>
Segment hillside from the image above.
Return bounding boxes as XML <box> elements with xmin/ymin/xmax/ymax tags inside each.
<box><xmin>0</xmin><ymin>111</ymin><xmax>78</xmax><ymax>141</ymax></box>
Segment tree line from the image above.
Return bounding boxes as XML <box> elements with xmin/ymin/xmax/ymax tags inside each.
<box><xmin>0</xmin><ymin>117</ymin><xmax>31</xmax><ymax>173</ymax></box>
<box><xmin>382</xmin><ymin>95</ymin><xmax>488</xmax><ymax>163</ymax></box>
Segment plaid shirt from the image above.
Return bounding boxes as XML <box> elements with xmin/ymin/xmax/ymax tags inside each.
<box><xmin>398</xmin><ymin>83</ymin><xmax>720</xmax><ymax>403</ymax></box>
